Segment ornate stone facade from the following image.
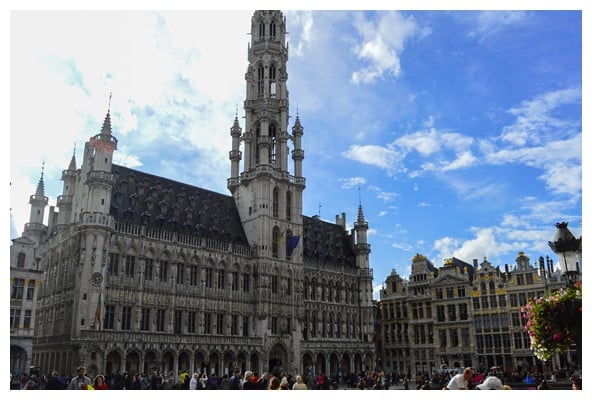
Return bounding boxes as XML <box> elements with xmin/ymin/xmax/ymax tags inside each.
<box><xmin>376</xmin><ymin>252</ymin><xmax>576</xmax><ymax>377</ymax></box>
<box><xmin>13</xmin><ymin>10</ymin><xmax>375</xmax><ymax>379</ymax></box>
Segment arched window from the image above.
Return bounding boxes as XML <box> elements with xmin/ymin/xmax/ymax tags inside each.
<box><xmin>269</xmin><ymin>64</ymin><xmax>277</xmax><ymax>97</ymax></box>
<box><xmin>272</xmin><ymin>187</ymin><xmax>279</xmax><ymax>217</ymax></box>
<box><xmin>285</xmin><ymin>229</ymin><xmax>293</xmax><ymax>260</ymax></box>
<box><xmin>255</xmin><ymin>123</ymin><xmax>261</xmax><ymax>164</ymax></box>
<box><xmin>257</xmin><ymin>65</ymin><xmax>264</xmax><ymax>97</ymax></box>
<box><xmin>285</xmin><ymin>191</ymin><xmax>292</xmax><ymax>221</ymax></box>
<box><xmin>269</xmin><ymin>124</ymin><xmax>277</xmax><ymax>163</ymax></box>
<box><xmin>270</xmin><ymin>20</ymin><xmax>276</xmax><ymax>37</ymax></box>
<box><xmin>272</xmin><ymin>226</ymin><xmax>280</xmax><ymax>258</ymax></box>
<box><xmin>259</xmin><ymin>21</ymin><xmax>265</xmax><ymax>38</ymax></box>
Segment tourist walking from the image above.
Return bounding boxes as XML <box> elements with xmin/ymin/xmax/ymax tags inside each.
<box><xmin>292</xmin><ymin>375</ymin><xmax>308</xmax><ymax>390</ymax></box>
<box><xmin>67</xmin><ymin>367</ymin><xmax>91</xmax><ymax>390</ymax></box>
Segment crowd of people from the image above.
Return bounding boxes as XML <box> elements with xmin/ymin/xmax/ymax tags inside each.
<box><xmin>11</xmin><ymin>365</ymin><xmax>582</xmax><ymax>390</ymax></box>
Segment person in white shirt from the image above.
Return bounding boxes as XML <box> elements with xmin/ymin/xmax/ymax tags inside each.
<box><xmin>199</xmin><ymin>373</ymin><xmax>208</xmax><ymax>389</ymax></box>
<box><xmin>189</xmin><ymin>373</ymin><xmax>199</xmax><ymax>390</ymax></box>
<box><xmin>444</xmin><ymin>368</ymin><xmax>474</xmax><ymax>390</ymax></box>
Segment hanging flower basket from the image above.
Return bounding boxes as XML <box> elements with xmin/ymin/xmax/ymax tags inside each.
<box><xmin>522</xmin><ymin>283</ymin><xmax>582</xmax><ymax>361</ymax></box>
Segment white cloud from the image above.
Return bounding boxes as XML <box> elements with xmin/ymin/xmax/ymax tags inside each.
<box><xmin>395</xmin><ymin>129</ymin><xmax>473</xmax><ymax>156</ymax></box>
<box><xmin>467</xmin><ymin>11</ymin><xmax>527</xmax><ymax>41</ymax></box>
<box><xmin>342</xmin><ymin>144</ymin><xmax>402</xmax><ymax>172</ymax></box>
<box><xmin>113</xmin><ymin>151</ymin><xmax>143</xmax><ymax>169</ymax></box>
<box><xmin>368</xmin><ymin>185</ymin><xmax>399</xmax><ymax>203</ymax></box>
<box><xmin>501</xmin><ymin>87</ymin><xmax>581</xmax><ymax>146</ymax></box>
<box><xmin>433</xmin><ymin>228</ymin><xmax>508</xmax><ymax>266</ymax></box>
<box><xmin>339</xmin><ymin>177</ymin><xmax>367</xmax><ymax>189</ymax></box>
<box><xmin>351</xmin><ymin>11</ymin><xmax>422</xmax><ymax>84</ymax></box>
<box><xmin>441</xmin><ymin>150</ymin><xmax>478</xmax><ymax>171</ymax></box>
<box><xmin>376</xmin><ymin>191</ymin><xmax>398</xmax><ymax>202</ymax></box>
<box><xmin>287</xmin><ymin>11</ymin><xmax>314</xmax><ymax>58</ymax></box>
<box><xmin>484</xmin><ymin>135</ymin><xmax>581</xmax><ymax>197</ymax></box>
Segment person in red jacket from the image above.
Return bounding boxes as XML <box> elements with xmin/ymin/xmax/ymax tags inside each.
<box><xmin>92</xmin><ymin>375</ymin><xmax>109</xmax><ymax>390</ymax></box>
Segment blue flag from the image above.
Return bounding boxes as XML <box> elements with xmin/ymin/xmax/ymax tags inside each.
<box><xmin>287</xmin><ymin>235</ymin><xmax>300</xmax><ymax>255</ymax></box>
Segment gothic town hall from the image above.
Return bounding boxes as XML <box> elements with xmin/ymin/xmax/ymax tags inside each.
<box><xmin>11</xmin><ymin>10</ymin><xmax>376</xmax><ymax>379</ymax></box>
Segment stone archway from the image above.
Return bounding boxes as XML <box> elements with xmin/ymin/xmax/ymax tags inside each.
<box><xmin>178</xmin><ymin>351</ymin><xmax>191</xmax><ymax>374</ymax></box>
<box><xmin>162</xmin><ymin>350</ymin><xmax>175</xmax><ymax>376</ymax></box>
<box><xmin>126</xmin><ymin>350</ymin><xmax>141</xmax><ymax>375</ymax></box>
<box><xmin>249</xmin><ymin>353</ymin><xmax>260</xmax><ymax>374</ymax></box>
<box><xmin>222</xmin><ymin>351</ymin><xmax>234</xmax><ymax>376</ymax></box>
<box><xmin>315</xmin><ymin>353</ymin><xmax>327</xmax><ymax>374</ymax></box>
<box><xmin>237</xmin><ymin>352</ymin><xmax>248</xmax><ymax>373</ymax></box>
<box><xmin>268</xmin><ymin>343</ymin><xmax>288</xmax><ymax>374</ymax></box>
<box><xmin>354</xmin><ymin>353</ymin><xmax>363</xmax><ymax>373</ymax></box>
<box><xmin>144</xmin><ymin>350</ymin><xmax>160</xmax><ymax>373</ymax></box>
<box><xmin>105</xmin><ymin>349</ymin><xmax>123</xmax><ymax>375</ymax></box>
<box><xmin>364</xmin><ymin>352</ymin><xmax>374</xmax><ymax>372</ymax></box>
<box><xmin>341</xmin><ymin>353</ymin><xmax>351</xmax><ymax>375</ymax></box>
<box><xmin>329</xmin><ymin>353</ymin><xmax>340</xmax><ymax>376</ymax></box>
<box><xmin>208</xmin><ymin>352</ymin><xmax>220</xmax><ymax>375</ymax></box>
<box><xmin>10</xmin><ymin>345</ymin><xmax>28</xmax><ymax>376</ymax></box>
<box><xmin>302</xmin><ymin>353</ymin><xmax>314</xmax><ymax>375</ymax></box>
<box><xmin>194</xmin><ymin>351</ymin><xmax>207</xmax><ymax>374</ymax></box>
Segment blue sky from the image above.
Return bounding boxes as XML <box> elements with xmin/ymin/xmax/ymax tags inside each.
<box><xmin>9</xmin><ymin>3</ymin><xmax>586</xmax><ymax>299</ymax></box>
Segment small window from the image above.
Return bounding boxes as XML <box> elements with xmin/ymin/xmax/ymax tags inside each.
<box><xmin>17</xmin><ymin>253</ymin><xmax>26</xmax><ymax>268</ymax></box>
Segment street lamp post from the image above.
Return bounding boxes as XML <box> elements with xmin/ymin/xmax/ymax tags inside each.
<box><xmin>548</xmin><ymin>221</ymin><xmax>582</xmax><ymax>374</ymax></box>
<box><xmin>548</xmin><ymin>221</ymin><xmax>581</xmax><ymax>289</ymax></box>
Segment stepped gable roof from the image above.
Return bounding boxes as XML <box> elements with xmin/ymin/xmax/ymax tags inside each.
<box><xmin>110</xmin><ymin>164</ymin><xmax>249</xmax><ymax>246</ymax></box>
<box><xmin>302</xmin><ymin>215</ymin><xmax>356</xmax><ymax>266</ymax></box>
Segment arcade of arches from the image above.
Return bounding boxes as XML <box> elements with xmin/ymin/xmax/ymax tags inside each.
<box><xmin>34</xmin><ymin>344</ymin><xmax>374</xmax><ymax>378</ymax></box>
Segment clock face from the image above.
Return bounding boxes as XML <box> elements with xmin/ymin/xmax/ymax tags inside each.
<box><xmin>91</xmin><ymin>272</ymin><xmax>103</xmax><ymax>285</ymax></box>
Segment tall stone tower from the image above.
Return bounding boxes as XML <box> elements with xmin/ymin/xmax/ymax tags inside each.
<box><xmin>24</xmin><ymin>165</ymin><xmax>48</xmax><ymax>245</ymax></box>
<box><xmin>228</xmin><ymin>10</ymin><xmax>306</xmax><ymax>372</ymax></box>
<box><xmin>73</xmin><ymin>108</ymin><xmax>117</xmax><ymax>338</ymax></box>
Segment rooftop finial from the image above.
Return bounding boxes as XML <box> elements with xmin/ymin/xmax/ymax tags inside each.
<box><xmin>358</xmin><ymin>184</ymin><xmax>362</xmax><ymax>205</ymax></box>
<box><xmin>108</xmin><ymin>92</ymin><xmax>112</xmax><ymax>114</ymax></box>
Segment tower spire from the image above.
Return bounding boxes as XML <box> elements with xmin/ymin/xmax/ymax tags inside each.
<box><xmin>68</xmin><ymin>143</ymin><xmax>77</xmax><ymax>171</ymax></box>
<box><xmin>36</xmin><ymin>161</ymin><xmax>45</xmax><ymax>197</ymax></box>
<box><xmin>357</xmin><ymin>184</ymin><xmax>365</xmax><ymax>223</ymax></box>
<box><xmin>100</xmin><ymin>93</ymin><xmax>113</xmax><ymax>137</ymax></box>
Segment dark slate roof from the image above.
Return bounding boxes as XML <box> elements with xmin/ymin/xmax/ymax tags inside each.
<box><xmin>440</xmin><ymin>257</ymin><xmax>475</xmax><ymax>281</ymax></box>
<box><xmin>302</xmin><ymin>215</ymin><xmax>356</xmax><ymax>266</ymax></box>
<box><xmin>110</xmin><ymin>165</ymin><xmax>249</xmax><ymax>245</ymax></box>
